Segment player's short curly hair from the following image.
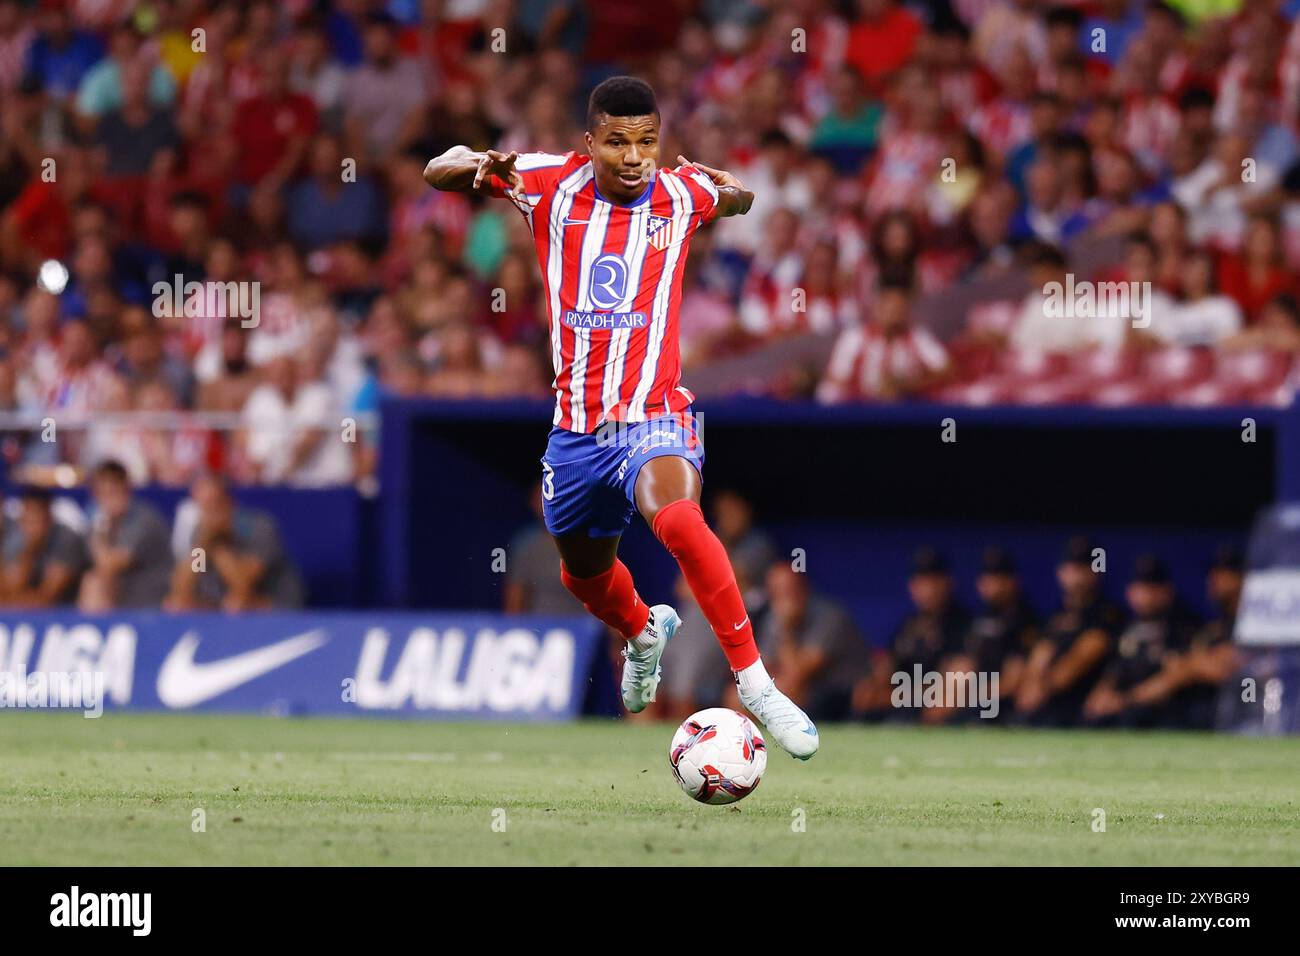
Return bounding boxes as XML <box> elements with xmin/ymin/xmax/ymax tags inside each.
<box><xmin>586</xmin><ymin>76</ymin><xmax>658</xmax><ymax>130</ymax></box>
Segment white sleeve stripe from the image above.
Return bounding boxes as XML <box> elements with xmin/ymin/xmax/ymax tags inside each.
<box><xmin>688</xmin><ymin>170</ymin><xmax>719</xmax><ymax>204</ymax></box>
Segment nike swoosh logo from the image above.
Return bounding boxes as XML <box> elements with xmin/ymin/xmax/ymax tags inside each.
<box><xmin>562</xmin><ymin>218</ymin><xmax>590</xmax><ymax>226</ymax></box>
<box><xmin>733</xmin><ymin>617</ymin><xmax>748</xmax><ymax>630</ymax></box>
<box><xmin>157</xmin><ymin>629</ymin><xmax>328</xmax><ymax>708</ymax></box>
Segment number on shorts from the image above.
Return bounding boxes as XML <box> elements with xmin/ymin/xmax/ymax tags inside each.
<box><xmin>541</xmin><ymin>461</ymin><xmax>555</xmax><ymax>500</ymax></box>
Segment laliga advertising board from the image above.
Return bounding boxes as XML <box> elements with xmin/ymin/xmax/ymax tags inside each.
<box><xmin>0</xmin><ymin>612</ymin><xmax>608</xmax><ymax>719</ymax></box>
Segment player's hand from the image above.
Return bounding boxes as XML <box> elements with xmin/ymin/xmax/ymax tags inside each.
<box><xmin>474</xmin><ymin>149</ymin><xmax>526</xmax><ymax>201</ymax></box>
<box><xmin>676</xmin><ymin>154</ymin><xmax>746</xmax><ymax>192</ymax></box>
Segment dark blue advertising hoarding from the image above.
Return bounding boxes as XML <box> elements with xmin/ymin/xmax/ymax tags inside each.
<box><xmin>0</xmin><ymin>612</ymin><xmax>608</xmax><ymax>720</ymax></box>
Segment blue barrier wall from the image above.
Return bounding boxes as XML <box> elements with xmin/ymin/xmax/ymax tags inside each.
<box><xmin>378</xmin><ymin>397</ymin><xmax>1289</xmax><ymax>644</ymax></box>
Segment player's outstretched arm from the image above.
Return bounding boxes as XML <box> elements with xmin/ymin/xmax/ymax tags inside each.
<box><xmin>423</xmin><ymin>145</ymin><xmax>525</xmax><ymax>200</ymax></box>
<box><xmin>677</xmin><ymin>154</ymin><xmax>754</xmax><ymax>218</ymax></box>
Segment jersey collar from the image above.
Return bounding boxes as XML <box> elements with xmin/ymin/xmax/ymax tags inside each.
<box><xmin>591</xmin><ymin>170</ymin><xmax>657</xmax><ymax>209</ymax></box>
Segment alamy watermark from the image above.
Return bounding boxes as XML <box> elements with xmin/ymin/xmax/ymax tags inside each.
<box><xmin>0</xmin><ymin>670</ymin><xmax>104</xmax><ymax>717</ymax></box>
<box><xmin>891</xmin><ymin>665</ymin><xmax>1000</xmax><ymax>719</ymax></box>
<box><xmin>152</xmin><ymin>274</ymin><xmax>260</xmax><ymax>327</ymax></box>
<box><xmin>1043</xmin><ymin>274</ymin><xmax>1152</xmax><ymax>329</ymax></box>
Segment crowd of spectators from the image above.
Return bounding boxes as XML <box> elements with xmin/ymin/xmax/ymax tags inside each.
<box><xmin>3</xmin><ymin>0</ymin><xmax>1300</xmax><ymax>489</ymax></box>
<box><xmin>0</xmin><ymin>459</ymin><xmax>304</xmax><ymax>610</ymax></box>
<box><xmin>507</xmin><ymin>488</ymin><xmax>1244</xmax><ymax>729</ymax></box>
<box><xmin>849</xmin><ymin>538</ymin><xmax>1241</xmax><ymax>729</ymax></box>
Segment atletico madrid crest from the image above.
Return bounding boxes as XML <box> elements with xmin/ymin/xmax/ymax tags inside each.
<box><xmin>646</xmin><ymin>215</ymin><xmax>676</xmax><ymax>251</ymax></box>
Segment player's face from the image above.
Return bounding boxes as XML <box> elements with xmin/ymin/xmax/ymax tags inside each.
<box><xmin>586</xmin><ymin>113</ymin><xmax>660</xmax><ymax>204</ymax></box>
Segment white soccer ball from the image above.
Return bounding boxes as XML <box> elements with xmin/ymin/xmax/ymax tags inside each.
<box><xmin>668</xmin><ymin>707</ymin><xmax>767</xmax><ymax>805</ymax></box>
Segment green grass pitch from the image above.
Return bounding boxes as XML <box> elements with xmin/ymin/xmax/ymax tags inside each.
<box><xmin>2</xmin><ymin>711</ymin><xmax>1298</xmax><ymax>866</ymax></box>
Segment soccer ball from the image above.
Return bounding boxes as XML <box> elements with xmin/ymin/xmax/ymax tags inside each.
<box><xmin>668</xmin><ymin>707</ymin><xmax>766</xmax><ymax>805</ymax></box>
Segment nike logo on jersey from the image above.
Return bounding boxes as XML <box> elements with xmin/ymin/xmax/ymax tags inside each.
<box><xmin>156</xmin><ymin>630</ymin><xmax>328</xmax><ymax>707</ymax></box>
<box><xmin>562</xmin><ymin>217</ymin><xmax>590</xmax><ymax>226</ymax></box>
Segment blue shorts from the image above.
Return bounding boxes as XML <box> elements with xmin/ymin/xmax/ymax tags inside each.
<box><xmin>541</xmin><ymin>409</ymin><xmax>705</xmax><ymax>538</ymax></box>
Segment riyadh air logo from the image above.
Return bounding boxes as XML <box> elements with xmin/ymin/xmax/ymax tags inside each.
<box><xmin>646</xmin><ymin>215</ymin><xmax>675</xmax><ymax>251</ymax></box>
<box><xmin>156</xmin><ymin>630</ymin><xmax>327</xmax><ymax>707</ymax></box>
<box><xmin>588</xmin><ymin>253</ymin><xmax>628</xmax><ymax>310</ymax></box>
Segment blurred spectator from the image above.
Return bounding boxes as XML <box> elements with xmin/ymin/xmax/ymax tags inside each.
<box><xmin>710</xmin><ymin>489</ymin><xmax>777</xmax><ymax>601</ymax></box>
<box><xmin>342</xmin><ymin>13</ymin><xmax>426</xmax><ymax>162</ymax></box>
<box><xmin>165</xmin><ymin>473</ymin><xmax>304</xmax><ymax>612</ymax></box>
<box><xmin>1082</xmin><ymin>554</ymin><xmax>1201</xmax><ymax>727</ymax></box>
<box><xmin>809</xmin><ymin>64</ymin><xmax>882</xmax><ymax>173</ymax></box>
<box><xmin>286</xmin><ymin>134</ymin><xmax>386</xmax><ymax>250</ymax></box>
<box><xmin>759</xmin><ymin>563</ymin><xmax>871</xmax><ymax>721</ymax></box>
<box><xmin>1</xmin><ymin>488</ymin><xmax>87</xmax><ymax>607</ymax></box>
<box><xmin>230</xmin><ymin>56</ymin><xmax>317</xmax><ymax>194</ymax></box>
<box><xmin>854</xmin><ymin>547</ymin><xmax>969</xmax><ymax>719</ymax></box>
<box><xmin>1165</xmin><ymin>543</ymin><xmax>1244</xmax><ymax>729</ymax></box>
<box><xmin>119</xmin><ymin>316</ymin><xmax>194</xmax><ymax>406</ymax></box>
<box><xmin>0</xmin><ymin>488</ymin><xmax>15</xmax><ymax>554</ymax></box>
<box><xmin>1163</xmin><ymin>248</ymin><xmax>1243</xmax><ymax>346</ymax></box>
<box><xmin>947</xmin><ymin>546</ymin><xmax>1040</xmax><ymax>717</ymax></box>
<box><xmin>1016</xmin><ymin>536</ymin><xmax>1124</xmax><ymax>726</ymax></box>
<box><xmin>1217</xmin><ymin>215</ymin><xmax>1296</xmax><ymax>323</ymax></box>
<box><xmin>504</xmin><ymin>483</ymin><xmax>583</xmax><ymax>616</ymax></box>
<box><xmin>818</xmin><ymin>281</ymin><xmax>950</xmax><ymax>402</ymax></box>
<box><xmin>75</xmin><ymin>20</ymin><xmax>175</xmax><ymax>122</ymax></box>
<box><xmin>93</xmin><ymin>62</ymin><xmax>178</xmax><ymax>177</ymax></box>
<box><xmin>846</xmin><ymin>0</ymin><xmax>923</xmax><ymax>94</ymax></box>
<box><xmin>972</xmin><ymin>0</ymin><xmax>1046</xmax><ymax>75</ymax></box>
<box><xmin>1010</xmin><ymin>243</ymin><xmax>1126</xmax><ymax>352</ymax></box>
<box><xmin>238</xmin><ymin>354</ymin><xmax>353</xmax><ymax>487</ymax></box>
<box><xmin>962</xmin><ymin>181</ymin><xmax>1019</xmax><ymax>278</ymax></box>
<box><xmin>288</xmin><ymin>18</ymin><xmax>347</xmax><ymax>131</ymax></box>
<box><xmin>737</xmin><ymin>207</ymin><xmax>805</xmax><ymax>337</ymax></box>
<box><xmin>22</xmin><ymin>4</ymin><xmax>103</xmax><ymax>103</ymax></box>
<box><xmin>78</xmin><ymin>459</ymin><xmax>172</xmax><ymax>610</ymax></box>
<box><xmin>714</xmin><ymin>130</ymin><xmax>812</xmax><ymax>259</ymax></box>
<box><xmin>864</xmin><ymin>66</ymin><xmax>947</xmax><ymax>217</ymax></box>
<box><xmin>1222</xmin><ymin>293</ymin><xmax>1300</xmax><ymax>352</ymax></box>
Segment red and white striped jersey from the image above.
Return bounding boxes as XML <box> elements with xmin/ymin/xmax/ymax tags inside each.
<box><xmin>484</xmin><ymin>151</ymin><xmax>720</xmax><ymax>433</ymax></box>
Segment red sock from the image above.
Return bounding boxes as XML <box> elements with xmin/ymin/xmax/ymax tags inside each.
<box><xmin>651</xmin><ymin>499</ymin><xmax>760</xmax><ymax>670</ymax></box>
<box><xmin>561</xmin><ymin>559</ymin><xmax>650</xmax><ymax>641</ymax></box>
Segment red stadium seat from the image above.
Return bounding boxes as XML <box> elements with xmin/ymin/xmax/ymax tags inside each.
<box><xmin>931</xmin><ymin>379</ymin><xmax>1010</xmax><ymax>405</ymax></box>
<box><xmin>1091</xmin><ymin>381</ymin><xmax>1166</xmax><ymax>406</ymax></box>
<box><xmin>1068</xmin><ymin>348</ymin><xmax>1143</xmax><ymax>383</ymax></box>
<box><xmin>945</xmin><ymin>340</ymin><xmax>1001</xmax><ymax>384</ymax></box>
<box><xmin>994</xmin><ymin>350</ymin><xmax>1070</xmax><ymax>381</ymax></box>
<box><xmin>1011</xmin><ymin>378</ymin><xmax>1092</xmax><ymax>405</ymax></box>
<box><xmin>1168</xmin><ymin>381</ymin><xmax>1250</xmax><ymax>406</ymax></box>
<box><xmin>1144</xmin><ymin>347</ymin><xmax>1216</xmax><ymax>389</ymax></box>
<box><xmin>1215</xmin><ymin>350</ymin><xmax>1294</xmax><ymax>390</ymax></box>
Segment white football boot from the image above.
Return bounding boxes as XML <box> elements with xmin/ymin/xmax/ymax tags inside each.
<box><xmin>739</xmin><ymin>681</ymin><xmax>820</xmax><ymax>760</ymax></box>
<box><xmin>620</xmin><ymin>604</ymin><xmax>680</xmax><ymax>713</ymax></box>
